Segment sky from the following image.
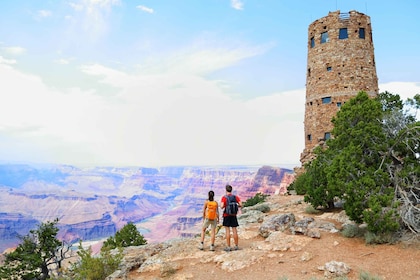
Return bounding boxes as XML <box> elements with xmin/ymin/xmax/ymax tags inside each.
<box><xmin>0</xmin><ymin>0</ymin><xmax>419</xmax><ymax>168</ymax></box>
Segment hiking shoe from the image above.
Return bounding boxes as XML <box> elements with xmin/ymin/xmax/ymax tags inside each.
<box><xmin>233</xmin><ymin>245</ymin><xmax>239</xmax><ymax>251</ymax></box>
<box><xmin>210</xmin><ymin>245</ymin><xmax>215</xmax><ymax>251</ymax></box>
<box><xmin>199</xmin><ymin>242</ymin><xmax>204</xmax><ymax>250</ymax></box>
<box><xmin>223</xmin><ymin>247</ymin><xmax>231</xmax><ymax>252</ymax></box>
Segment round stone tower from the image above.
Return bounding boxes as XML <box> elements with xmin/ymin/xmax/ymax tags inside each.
<box><xmin>300</xmin><ymin>10</ymin><xmax>379</xmax><ymax>165</ymax></box>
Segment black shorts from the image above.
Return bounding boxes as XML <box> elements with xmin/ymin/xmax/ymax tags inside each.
<box><xmin>222</xmin><ymin>215</ymin><xmax>239</xmax><ymax>227</ymax></box>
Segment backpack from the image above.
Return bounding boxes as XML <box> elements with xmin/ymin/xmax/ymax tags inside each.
<box><xmin>224</xmin><ymin>195</ymin><xmax>238</xmax><ymax>216</ymax></box>
<box><xmin>206</xmin><ymin>201</ymin><xmax>218</xmax><ymax>220</ymax></box>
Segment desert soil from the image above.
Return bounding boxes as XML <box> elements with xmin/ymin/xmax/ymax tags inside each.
<box><xmin>130</xmin><ymin>195</ymin><xmax>420</xmax><ymax>280</ymax></box>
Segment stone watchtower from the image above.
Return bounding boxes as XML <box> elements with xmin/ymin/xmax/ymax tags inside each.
<box><xmin>300</xmin><ymin>10</ymin><xmax>379</xmax><ymax>165</ymax></box>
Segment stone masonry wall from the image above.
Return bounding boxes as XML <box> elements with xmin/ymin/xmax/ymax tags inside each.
<box><xmin>301</xmin><ymin>10</ymin><xmax>379</xmax><ymax>165</ymax></box>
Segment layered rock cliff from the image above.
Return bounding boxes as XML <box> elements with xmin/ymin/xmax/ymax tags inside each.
<box><xmin>0</xmin><ymin>163</ymin><xmax>295</xmax><ymax>252</ymax></box>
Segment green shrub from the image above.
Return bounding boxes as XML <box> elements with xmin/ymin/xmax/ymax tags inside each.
<box><xmin>341</xmin><ymin>224</ymin><xmax>365</xmax><ymax>238</ymax></box>
<box><xmin>102</xmin><ymin>222</ymin><xmax>147</xmax><ymax>251</ymax></box>
<box><xmin>243</xmin><ymin>192</ymin><xmax>269</xmax><ymax>207</ymax></box>
<box><xmin>288</xmin><ymin>173</ymin><xmax>308</xmax><ymax>195</ymax></box>
<box><xmin>67</xmin><ymin>241</ymin><xmax>123</xmax><ymax>280</ymax></box>
<box><xmin>305</xmin><ymin>205</ymin><xmax>320</xmax><ymax>214</ymax></box>
<box><xmin>359</xmin><ymin>270</ymin><xmax>383</xmax><ymax>280</ymax></box>
<box><xmin>364</xmin><ymin>231</ymin><xmax>397</xmax><ymax>245</ymax></box>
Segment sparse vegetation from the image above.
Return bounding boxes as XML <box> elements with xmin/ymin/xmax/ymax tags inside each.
<box><xmin>243</xmin><ymin>192</ymin><xmax>269</xmax><ymax>207</ymax></box>
<box><xmin>65</xmin><ymin>241</ymin><xmax>123</xmax><ymax>280</ymax></box>
<box><xmin>56</xmin><ymin>222</ymin><xmax>145</xmax><ymax>279</ymax></box>
<box><xmin>102</xmin><ymin>222</ymin><xmax>147</xmax><ymax>251</ymax></box>
<box><xmin>364</xmin><ymin>231</ymin><xmax>398</xmax><ymax>245</ymax></box>
<box><xmin>305</xmin><ymin>204</ymin><xmax>321</xmax><ymax>214</ymax></box>
<box><xmin>0</xmin><ymin>219</ymin><xmax>72</xmax><ymax>280</ymax></box>
<box><xmin>341</xmin><ymin>224</ymin><xmax>366</xmax><ymax>238</ymax></box>
<box><xmin>359</xmin><ymin>270</ymin><xmax>384</xmax><ymax>280</ymax></box>
<box><xmin>293</xmin><ymin>91</ymin><xmax>420</xmax><ymax>243</ymax></box>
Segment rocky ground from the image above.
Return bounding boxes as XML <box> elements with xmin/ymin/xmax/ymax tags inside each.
<box><xmin>108</xmin><ymin>195</ymin><xmax>420</xmax><ymax>280</ymax></box>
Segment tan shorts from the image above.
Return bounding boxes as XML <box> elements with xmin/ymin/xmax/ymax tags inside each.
<box><xmin>202</xmin><ymin>218</ymin><xmax>217</xmax><ymax>230</ymax></box>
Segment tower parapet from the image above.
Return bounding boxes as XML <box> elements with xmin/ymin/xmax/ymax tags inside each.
<box><xmin>301</xmin><ymin>10</ymin><xmax>379</xmax><ymax>165</ymax></box>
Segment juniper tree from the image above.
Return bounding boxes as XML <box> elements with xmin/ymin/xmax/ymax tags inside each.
<box><xmin>296</xmin><ymin>91</ymin><xmax>419</xmax><ymax>235</ymax></box>
<box><xmin>102</xmin><ymin>222</ymin><xmax>147</xmax><ymax>251</ymax></box>
<box><xmin>0</xmin><ymin>219</ymin><xmax>72</xmax><ymax>280</ymax></box>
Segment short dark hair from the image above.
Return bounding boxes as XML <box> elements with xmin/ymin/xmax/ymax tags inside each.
<box><xmin>225</xmin><ymin>184</ymin><xmax>232</xmax><ymax>192</ymax></box>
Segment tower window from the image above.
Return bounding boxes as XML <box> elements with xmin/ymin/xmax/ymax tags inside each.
<box><xmin>307</xmin><ymin>134</ymin><xmax>312</xmax><ymax>141</ymax></box>
<box><xmin>339</xmin><ymin>28</ymin><xmax>348</xmax><ymax>39</ymax></box>
<box><xmin>337</xmin><ymin>102</ymin><xmax>342</xmax><ymax>107</ymax></box>
<box><xmin>310</xmin><ymin>37</ymin><xmax>315</xmax><ymax>48</ymax></box>
<box><xmin>327</xmin><ymin>66</ymin><xmax>332</xmax><ymax>72</ymax></box>
<box><xmin>359</xmin><ymin>28</ymin><xmax>365</xmax><ymax>39</ymax></box>
<box><xmin>324</xmin><ymin>132</ymin><xmax>331</xmax><ymax>140</ymax></box>
<box><xmin>321</xmin><ymin>31</ymin><xmax>329</xmax><ymax>43</ymax></box>
<box><xmin>322</xmin><ymin>96</ymin><xmax>331</xmax><ymax>104</ymax></box>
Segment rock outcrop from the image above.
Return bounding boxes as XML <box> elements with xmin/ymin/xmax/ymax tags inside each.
<box><xmin>105</xmin><ymin>195</ymin><xmax>352</xmax><ymax>280</ymax></box>
<box><xmin>103</xmin><ymin>195</ymin><xmax>419</xmax><ymax>280</ymax></box>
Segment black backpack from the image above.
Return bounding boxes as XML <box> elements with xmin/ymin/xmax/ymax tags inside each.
<box><xmin>225</xmin><ymin>195</ymin><xmax>238</xmax><ymax>215</ymax></box>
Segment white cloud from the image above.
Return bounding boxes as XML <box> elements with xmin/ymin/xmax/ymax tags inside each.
<box><xmin>2</xmin><ymin>46</ymin><xmax>26</xmax><ymax>56</ymax></box>
<box><xmin>231</xmin><ymin>0</ymin><xmax>244</xmax><ymax>10</ymax></box>
<box><xmin>37</xmin><ymin>10</ymin><xmax>52</xmax><ymax>18</ymax></box>
<box><xmin>4</xmin><ymin>46</ymin><xmax>418</xmax><ymax>167</ymax></box>
<box><xmin>379</xmin><ymin>81</ymin><xmax>420</xmax><ymax>101</ymax></box>
<box><xmin>85</xmin><ymin>0</ymin><xmax>120</xmax><ymax>9</ymax></box>
<box><xmin>0</xmin><ymin>56</ymin><xmax>17</xmax><ymax>65</ymax></box>
<box><xmin>69</xmin><ymin>2</ymin><xmax>83</xmax><ymax>11</ymax></box>
<box><xmin>66</xmin><ymin>0</ymin><xmax>121</xmax><ymax>40</ymax></box>
<box><xmin>0</xmin><ymin>49</ymin><xmax>305</xmax><ymax>167</ymax></box>
<box><xmin>161</xmin><ymin>42</ymin><xmax>273</xmax><ymax>75</ymax></box>
<box><xmin>54</xmin><ymin>58</ymin><xmax>71</xmax><ymax>65</ymax></box>
<box><xmin>136</xmin><ymin>5</ymin><xmax>154</xmax><ymax>14</ymax></box>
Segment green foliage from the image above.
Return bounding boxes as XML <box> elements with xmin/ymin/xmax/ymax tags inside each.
<box><xmin>364</xmin><ymin>231</ymin><xmax>397</xmax><ymax>245</ymax></box>
<box><xmin>0</xmin><ymin>219</ymin><xmax>66</xmax><ymax>280</ymax></box>
<box><xmin>303</xmin><ymin>148</ymin><xmax>338</xmax><ymax>209</ymax></box>
<box><xmin>304</xmin><ymin>205</ymin><xmax>320</xmax><ymax>214</ymax></box>
<box><xmin>243</xmin><ymin>192</ymin><xmax>269</xmax><ymax>207</ymax></box>
<box><xmin>363</xmin><ymin>197</ymin><xmax>400</xmax><ymax>234</ymax></box>
<box><xmin>377</xmin><ymin>91</ymin><xmax>403</xmax><ymax>112</ymax></box>
<box><xmin>299</xmin><ymin>90</ymin><xmax>420</xmax><ymax>240</ymax></box>
<box><xmin>341</xmin><ymin>224</ymin><xmax>366</xmax><ymax>238</ymax></box>
<box><xmin>359</xmin><ymin>270</ymin><xmax>383</xmax><ymax>280</ymax></box>
<box><xmin>102</xmin><ymin>222</ymin><xmax>147</xmax><ymax>251</ymax></box>
<box><xmin>288</xmin><ymin>171</ymin><xmax>308</xmax><ymax>195</ymax></box>
<box><xmin>69</xmin><ymin>241</ymin><xmax>122</xmax><ymax>280</ymax></box>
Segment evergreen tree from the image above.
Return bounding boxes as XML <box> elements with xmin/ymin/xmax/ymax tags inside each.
<box><xmin>0</xmin><ymin>219</ymin><xmax>71</xmax><ymax>280</ymax></box>
<box><xmin>296</xmin><ymin>91</ymin><xmax>420</xmax><ymax>236</ymax></box>
<box><xmin>102</xmin><ymin>222</ymin><xmax>147</xmax><ymax>251</ymax></box>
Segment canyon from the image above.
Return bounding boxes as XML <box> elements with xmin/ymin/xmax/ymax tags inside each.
<box><xmin>0</xmin><ymin>163</ymin><xmax>295</xmax><ymax>252</ymax></box>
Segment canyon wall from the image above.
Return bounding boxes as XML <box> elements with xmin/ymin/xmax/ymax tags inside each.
<box><xmin>0</xmin><ymin>163</ymin><xmax>295</xmax><ymax>252</ymax></box>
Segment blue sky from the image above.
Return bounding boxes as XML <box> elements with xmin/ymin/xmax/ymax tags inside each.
<box><xmin>0</xmin><ymin>0</ymin><xmax>419</xmax><ymax>167</ymax></box>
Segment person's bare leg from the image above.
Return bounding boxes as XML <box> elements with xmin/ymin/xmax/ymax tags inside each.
<box><xmin>225</xmin><ymin>226</ymin><xmax>231</xmax><ymax>247</ymax></box>
<box><xmin>200</xmin><ymin>227</ymin><xmax>206</xmax><ymax>243</ymax></box>
<box><xmin>210</xmin><ymin>226</ymin><xmax>215</xmax><ymax>245</ymax></box>
<box><xmin>232</xmin><ymin>227</ymin><xmax>238</xmax><ymax>247</ymax></box>
<box><xmin>199</xmin><ymin>226</ymin><xmax>206</xmax><ymax>249</ymax></box>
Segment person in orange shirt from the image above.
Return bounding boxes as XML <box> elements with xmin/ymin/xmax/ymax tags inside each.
<box><xmin>199</xmin><ymin>190</ymin><xmax>219</xmax><ymax>251</ymax></box>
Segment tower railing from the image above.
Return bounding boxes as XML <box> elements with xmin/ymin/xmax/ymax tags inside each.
<box><xmin>339</xmin><ymin>12</ymin><xmax>350</xmax><ymax>21</ymax></box>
